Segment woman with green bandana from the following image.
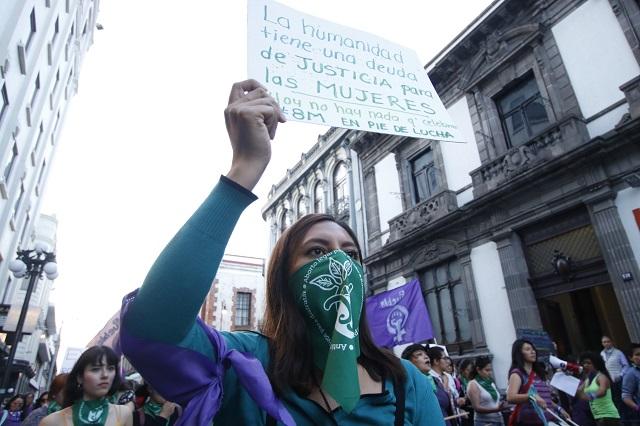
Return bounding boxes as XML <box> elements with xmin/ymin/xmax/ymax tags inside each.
<box><xmin>120</xmin><ymin>79</ymin><xmax>445</xmax><ymax>425</ymax></box>
<box><xmin>133</xmin><ymin>384</ymin><xmax>181</xmax><ymax>426</ymax></box>
<box><xmin>40</xmin><ymin>346</ymin><xmax>132</xmax><ymax>426</ymax></box>
<box><xmin>467</xmin><ymin>357</ymin><xmax>506</xmax><ymax>426</ymax></box>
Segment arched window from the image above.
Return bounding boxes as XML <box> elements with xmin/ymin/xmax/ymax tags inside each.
<box><xmin>279</xmin><ymin>211</ymin><xmax>288</xmax><ymax>234</ymax></box>
<box><xmin>314</xmin><ymin>182</ymin><xmax>324</xmax><ymax>213</ymax></box>
<box><xmin>333</xmin><ymin>162</ymin><xmax>349</xmax><ymax>215</ymax></box>
<box><xmin>297</xmin><ymin>197</ymin><xmax>307</xmax><ymax>218</ymax></box>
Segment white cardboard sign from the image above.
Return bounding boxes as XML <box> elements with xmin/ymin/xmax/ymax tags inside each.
<box><xmin>550</xmin><ymin>372</ymin><xmax>581</xmax><ymax>396</ymax></box>
<box><xmin>247</xmin><ymin>0</ymin><xmax>461</xmax><ymax>141</ymax></box>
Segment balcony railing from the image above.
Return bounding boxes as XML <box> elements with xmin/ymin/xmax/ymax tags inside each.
<box><xmin>470</xmin><ymin>115</ymin><xmax>589</xmax><ymax>198</ymax></box>
<box><xmin>388</xmin><ymin>190</ymin><xmax>458</xmax><ymax>243</ymax></box>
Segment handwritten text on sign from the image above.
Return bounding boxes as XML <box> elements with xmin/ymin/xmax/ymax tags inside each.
<box><xmin>247</xmin><ymin>0</ymin><xmax>460</xmax><ymax>141</ymax></box>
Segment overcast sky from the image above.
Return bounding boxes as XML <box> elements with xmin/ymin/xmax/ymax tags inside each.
<box><xmin>41</xmin><ymin>0</ymin><xmax>495</xmax><ymax>359</ymax></box>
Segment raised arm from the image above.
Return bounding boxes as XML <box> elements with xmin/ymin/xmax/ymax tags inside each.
<box><xmin>123</xmin><ymin>80</ymin><xmax>284</xmax><ymax>345</ymax></box>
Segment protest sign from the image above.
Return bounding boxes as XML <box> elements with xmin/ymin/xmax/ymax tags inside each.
<box><xmin>550</xmin><ymin>372</ymin><xmax>581</xmax><ymax>396</ymax></box>
<box><xmin>247</xmin><ymin>0</ymin><xmax>461</xmax><ymax>141</ymax></box>
<box><xmin>365</xmin><ymin>279</ymin><xmax>433</xmax><ymax>348</ymax></box>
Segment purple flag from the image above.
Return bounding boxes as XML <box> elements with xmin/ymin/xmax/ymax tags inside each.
<box><xmin>365</xmin><ymin>279</ymin><xmax>433</xmax><ymax>347</ymax></box>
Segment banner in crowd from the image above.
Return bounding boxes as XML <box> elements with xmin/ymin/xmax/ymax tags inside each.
<box><xmin>365</xmin><ymin>279</ymin><xmax>433</xmax><ymax>347</ymax></box>
<box><xmin>247</xmin><ymin>0</ymin><xmax>461</xmax><ymax>141</ymax></box>
<box><xmin>87</xmin><ymin>310</ymin><xmax>121</xmax><ymax>351</ymax></box>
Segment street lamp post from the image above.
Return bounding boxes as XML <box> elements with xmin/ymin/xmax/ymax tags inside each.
<box><xmin>1</xmin><ymin>242</ymin><xmax>58</xmax><ymax>396</ymax></box>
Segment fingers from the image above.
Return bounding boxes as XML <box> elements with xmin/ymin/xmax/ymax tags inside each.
<box><xmin>228</xmin><ymin>79</ymin><xmax>264</xmax><ymax>104</ymax></box>
<box><xmin>226</xmin><ymin>97</ymin><xmax>284</xmax><ymax>138</ymax></box>
<box><xmin>228</xmin><ymin>80</ymin><xmax>287</xmax><ymax>123</ymax></box>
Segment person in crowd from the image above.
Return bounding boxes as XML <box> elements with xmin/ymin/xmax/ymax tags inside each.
<box><xmin>467</xmin><ymin>356</ymin><xmax>505</xmax><ymax>426</ymax></box>
<box><xmin>506</xmin><ymin>339</ymin><xmax>555</xmax><ymax>425</ymax></box>
<box><xmin>561</xmin><ymin>355</ymin><xmax>596</xmax><ymax>426</ymax></box>
<box><xmin>459</xmin><ymin>360</ymin><xmax>474</xmax><ymax>395</ymax></box>
<box><xmin>622</xmin><ymin>343</ymin><xmax>640</xmax><ymax>426</ymax></box>
<box><xmin>22</xmin><ymin>374</ymin><xmax>68</xmax><ymax>426</ymax></box>
<box><xmin>578</xmin><ymin>351</ymin><xmax>620</xmax><ymax>426</ymax></box>
<box><xmin>445</xmin><ymin>356</ymin><xmax>466</xmax><ymax>408</ymax></box>
<box><xmin>401</xmin><ymin>344</ymin><xmax>436</xmax><ymax>389</ymax></box>
<box><xmin>33</xmin><ymin>392</ymin><xmax>50</xmax><ymax>410</ymax></box>
<box><xmin>601</xmin><ymin>336</ymin><xmax>629</xmax><ymax>412</ymax></box>
<box><xmin>119</xmin><ymin>80</ymin><xmax>444</xmax><ymax>426</ymax></box>
<box><xmin>428</xmin><ymin>346</ymin><xmax>457</xmax><ymax>425</ymax></box>
<box><xmin>109</xmin><ymin>380</ymin><xmax>136</xmax><ymax>411</ymax></box>
<box><xmin>40</xmin><ymin>346</ymin><xmax>132</xmax><ymax>426</ymax></box>
<box><xmin>458</xmin><ymin>359</ymin><xmax>475</xmax><ymax>426</ymax></box>
<box><xmin>0</xmin><ymin>395</ymin><xmax>24</xmax><ymax>425</ymax></box>
<box><xmin>20</xmin><ymin>393</ymin><xmax>34</xmax><ymax>420</ymax></box>
<box><xmin>133</xmin><ymin>384</ymin><xmax>181</xmax><ymax>426</ymax></box>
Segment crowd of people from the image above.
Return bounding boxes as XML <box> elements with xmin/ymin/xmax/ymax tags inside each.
<box><xmin>400</xmin><ymin>337</ymin><xmax>640</xmax><ymax>426</ymax></box>
<box><xmin>0</xmin><ymin>81</ymin><xmax>638</xmax><ymax>425</ymax></box>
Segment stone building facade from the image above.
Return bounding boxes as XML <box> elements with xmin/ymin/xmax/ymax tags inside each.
<box><xmin>199</xmin><ymin>254</ymin><xmax>266</xmax><ymax>333</ymax></box>
<box><xmin>348</xmin><ymin>0</ymin><xmax>640</xmax><ymax>388</ymax></box>
<box><xmin>262</xmin><ymin>128</ymin><xmax>367</xmax><ymax>256</ymax></box>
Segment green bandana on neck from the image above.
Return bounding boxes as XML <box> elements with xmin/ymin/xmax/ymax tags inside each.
<box><xmin>143</xmin><ymin>400</ymin><xmax>164</xmax><ymax>417</ymax></box>
<box><xmin>47</xmin><ymin>401</ymin><xmax>62</xmax><ymax>415</ymax></box>
<box><xmin>476</xmin><ymin>376</ymin><xmax>498</xmax><ymax>401</ymax></box>
<box><xmin>72</xmin><ymin>398</ymin><xmax>109</xmax><ymax>425</ymax></box>
<box><xmin>290</xmin><ymin>250</ymin><xmax>365</xmax><ymax>413</ymax></box>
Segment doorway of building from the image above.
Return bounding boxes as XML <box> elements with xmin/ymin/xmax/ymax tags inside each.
<box><xmin>538</xmin><ymin>283</ymin><xmax>630</xmax><ymax>358</ymax></box>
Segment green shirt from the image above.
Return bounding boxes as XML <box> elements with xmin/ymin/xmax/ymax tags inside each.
<box><xmin>586</xmin><ymin>373</ymin><xmax>620</xmax><ymax>419</ymax></box>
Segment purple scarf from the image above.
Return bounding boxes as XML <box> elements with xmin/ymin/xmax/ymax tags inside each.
<box><xmin>119</xmin><ymin>290</ymin><xmax>294</xmax><ymax>426</ymax></box>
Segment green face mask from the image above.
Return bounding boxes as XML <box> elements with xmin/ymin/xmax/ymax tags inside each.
<box><xmin>289</xmin><ymin>249</ymin><xmax>365</xmax><ymax>413</ymax></box>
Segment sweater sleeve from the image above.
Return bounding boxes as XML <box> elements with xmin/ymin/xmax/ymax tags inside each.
<box><xmin>122</xmin><ymin>176</ymin><xmax>257</xmax><ymax>347</ymax></box>
<box><xmin>402</xmin><ymin>360</ymin><xmax>446</xmax><ymax>426</ymax></box>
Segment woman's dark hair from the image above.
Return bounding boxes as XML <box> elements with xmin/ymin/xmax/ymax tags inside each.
<box><xmin>34</xmin><ymin>391</ymin><xmax>49</xmax><ymax>409</ymax></box>
<box><xmin>4</xmin><ymin>394</ymin><xmax>24</xmax><ymax>410</ymax></box>
<box><xmin>401</xmin><ymin>344</ymin><xmax>427</xmax><ymax>360</ymax></box>
<box><xmin>63</xmin><ymin>346</ymin><xmax>121</xmax><ymax>407</ymax></box>
<box><xmin>459</xmin><ymin>358</ymin><xmax>474</xmax><ymax>373</ymax></box>
<box><xmin>510</xmin><ymin>339</ymin><xmax>546</xmax><ymax>380</ymax></box>
<box><xmin>472</xmin><ymin>356</ymin><xmax>492</xmax><ymax>378</ymax></box>
<box><xmin>261</xmin><ymin>213</ymin><xmax>406</xmax><ymax>396</ymax></box>
<box><xmin>579</xmin><ymin>351</ymin><xmax>612</xmax><ymax>382</ymax></box>
<box><xmin>427</xmin><ymin>346</ymin><xmax>445</xmax><ymax>363</ymax></box>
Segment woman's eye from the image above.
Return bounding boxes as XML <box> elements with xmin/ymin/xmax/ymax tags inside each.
<box><xmin>308</xmin><ymin>247</ymin><xmax>326</xmax><ymax>257</ymax></box>
<box><xmin>345</xmin><ymin>250</ymin><xmax>359</xmax><ymax>260</ymax></box>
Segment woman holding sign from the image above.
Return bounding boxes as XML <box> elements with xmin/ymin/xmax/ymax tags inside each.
<box><xmin>119</xmin><ymin>80</ymin><xmax>444</xmax><ymax>425</ymax></box>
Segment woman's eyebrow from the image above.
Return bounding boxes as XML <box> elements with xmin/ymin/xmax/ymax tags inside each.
<box><xmin>301</xmin><ymin>237</ymin><xmax>331</xmax><ymax>246</ymax></box>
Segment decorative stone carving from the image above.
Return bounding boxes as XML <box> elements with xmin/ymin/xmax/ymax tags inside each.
<box><xmin>388</xmin><ymin>191</ymin><xmax>458</xmax><ymax>242</ymax></box>
<box><xmin>408</xmin><ymin>239</ymin><xmax>458</xmax><ymax>269</ymax></box>
<box><xmin>471</xmin><ymin>115</ymin><xmax>589</xmax><ymax>197</ymax></box>
<box><xmin>620</xmin><ymin>75</ymin><xmax>640</xmax><ymax>120</ymax></box>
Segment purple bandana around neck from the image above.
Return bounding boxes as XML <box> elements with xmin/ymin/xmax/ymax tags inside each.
<box><xmin>118</xmin><ymin>290</ymin><xmax>294</xmax><ymax>426</ymax></box>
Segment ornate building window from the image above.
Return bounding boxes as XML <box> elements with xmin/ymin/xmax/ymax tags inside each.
<box><xmin>496</xmin><ymin>73</ymin><xmax>549</xmax><ymax>148</ymax></box>
<box><xmin>234</xmin><ymin>292</ymin><xmax>251</xmax><ymax>327</ymax></box>
<box><xmin>333</xmin><ymin>162</ymin><xmax>349</xmax><ymax>216</ymax></box>
<box><xmin>314</xmin><ymin>181</ymin><xmax>324</xmax><ymax>213</ymax></box>
<box><xmin>0</xmin><ymin>83</ymin><xmax>8</xmax><ymax>124</ymax></box>
<box><xmin>279</xmin><ymin>210</ymin><xmax>288</xmax><ymax>234</ymax></box>
<box><xmin>410</xmin><ymin>149</ymin><xmax>439</xmax><ymax>204</ymax></box>
<box><xmin>297</xmin><ymin>197</ymin><xmax>307</xmax><ymax>218</ymax></box>
<box><xmin>421</xmin><ymin>259</ymin><xmax>471</xmax><ymax>348</ymax></box>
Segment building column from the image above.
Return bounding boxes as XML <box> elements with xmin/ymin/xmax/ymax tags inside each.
<box><xmin>588</xmin><ymin>197</ymin><xmax>640</xmax><ymax>341</ymax></box>
<box><xmin>495</xmin><ymin>233</ymin><xmax>543</xmax><ymax>330</ymax></box>
<box><xmin>458</xmin><ymin>250</ymin><xmax>487</xmax><ymax>349</ymax></box>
